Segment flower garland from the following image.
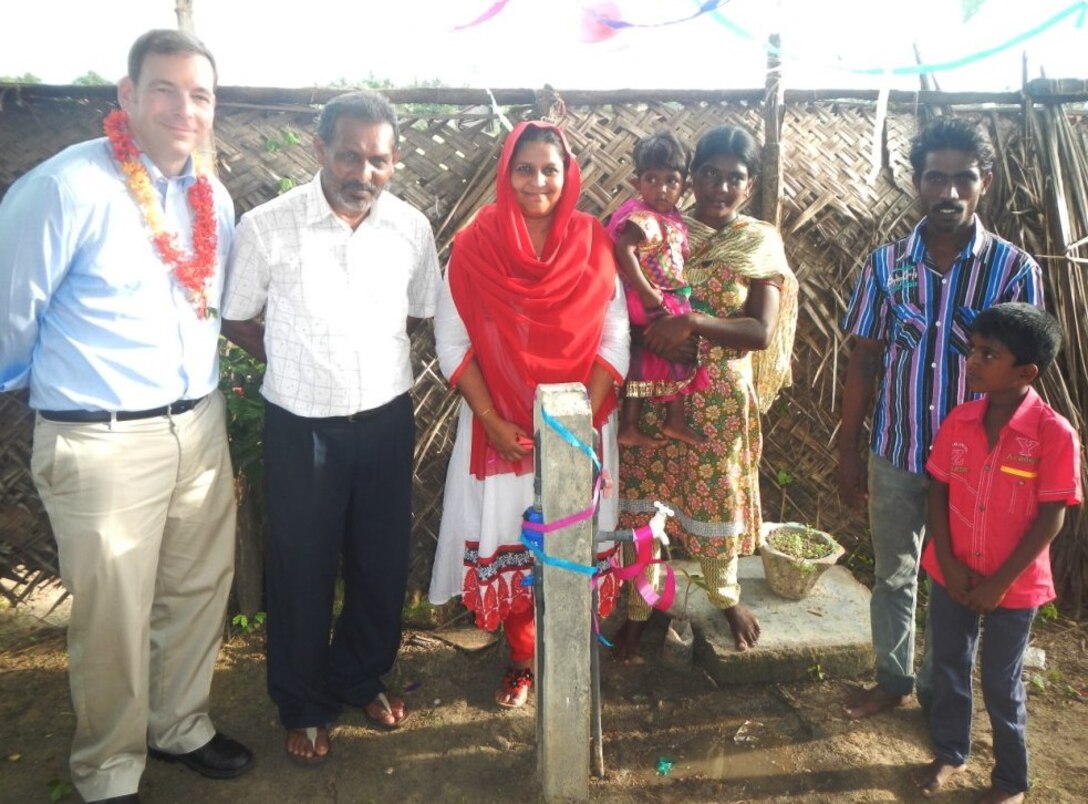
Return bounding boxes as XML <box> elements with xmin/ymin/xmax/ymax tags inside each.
<box><xmin>104</xmin><ymin>109</ymin><xmax>218</xmax><ymax>319</ymax></box>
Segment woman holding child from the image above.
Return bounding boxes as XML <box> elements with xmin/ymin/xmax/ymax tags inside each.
<box><xmin>428</xmin><ymin>121</ymin><xmax>629</xmax><ymax>707</ymax></box>
<box><xmin>613</xmin><ymin>125</ymin><xmax>799</xmax><ymax>657</ymax></box>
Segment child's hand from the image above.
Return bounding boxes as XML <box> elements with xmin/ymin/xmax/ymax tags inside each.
<box><xmin>639</xmin><ymin>287</ymin><xmax>665</xmax><ymax>312</ymax></box>
<box><xmin>938</xmin><ymin>557</ymin><xmax>978</xmax><ymax>604</ymax></box>
<box><xmin>963</xmin><ymin>576</ymin><xmax>1008</xmax><ymax>614</ymax></box>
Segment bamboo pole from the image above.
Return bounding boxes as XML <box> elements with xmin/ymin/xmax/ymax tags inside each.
<box><xmin>176</xmin><ymin>0</ymin><xmax>194</xmax><ymax>33</ymax></box>
<box><xmin>762</xmin><ymin>33</ymin><xmax>783</xmax><ymax>228</ymax></box>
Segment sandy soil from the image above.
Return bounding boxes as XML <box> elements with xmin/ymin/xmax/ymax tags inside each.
<box><xmin>1</xmin><ymin>599</ymin><xmax>1086</xmax><ymax>803</ymax></box>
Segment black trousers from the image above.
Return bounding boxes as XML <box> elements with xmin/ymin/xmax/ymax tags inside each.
<box><xmin>263</xmin><ymin>394</ymin><xmax>414</xmax><ymax>728</ymax></box>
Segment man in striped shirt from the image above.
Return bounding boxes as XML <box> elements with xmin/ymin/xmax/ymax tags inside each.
<box><xmin>837</xmin><ymin>117</ymin><xmax>1044</xmax><ymax>720</ymax></box>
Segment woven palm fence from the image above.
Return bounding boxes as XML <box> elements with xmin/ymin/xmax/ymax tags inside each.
<box><xmin>1</xmin><ymin>84</ymin><xmax>1086</xmax><ymax>615</ymax></box>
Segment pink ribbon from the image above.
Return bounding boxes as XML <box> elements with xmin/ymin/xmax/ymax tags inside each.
<box><xmin>611</xmin><ymin>523</ymin><xmax>676</xmax><ymax>612</ymax></box>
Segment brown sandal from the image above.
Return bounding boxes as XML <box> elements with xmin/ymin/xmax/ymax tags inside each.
<box><xmin>495</xmin><ymin>667</ymin><xmax>534</xmax><ymax>708</ymax></box>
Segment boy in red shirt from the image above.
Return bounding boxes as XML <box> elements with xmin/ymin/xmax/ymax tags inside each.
<box><xmin>914</xmin><ymin>303</ymin><xmax>1082</xmax><ymax>802</ymax></box>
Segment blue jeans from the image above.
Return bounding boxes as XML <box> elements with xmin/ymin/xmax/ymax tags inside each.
<box><xmin>868</xmin><ymin>454</ymin><xmax>931</xmax><ymax>697</ymax></box>
<box><xmin>928</xmin><ymin>583</ymin><xmax>1035</xmax><ymax>794</ymax></box>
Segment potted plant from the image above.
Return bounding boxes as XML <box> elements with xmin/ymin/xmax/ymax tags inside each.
<box><xmin>760</xmin><ymin>523</ymin><xmax>845</xmax><ymax>600</ymax></box>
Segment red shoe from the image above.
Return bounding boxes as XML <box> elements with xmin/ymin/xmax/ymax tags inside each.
<box><xmin>495</xmin><ymin>666</ymin><xmax>534</xmax><ymax>708</ymax></box>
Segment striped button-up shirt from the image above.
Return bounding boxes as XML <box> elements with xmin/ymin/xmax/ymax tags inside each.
<box><xmin>840</xmin><ymin>216</ymin><xmax>1043</xmax><ymax>474</ymax></box>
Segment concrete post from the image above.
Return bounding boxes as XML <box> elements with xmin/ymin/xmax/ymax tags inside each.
<box><xmin>534</xmin><ymin>383</ymin><xmax>593</xmax><ymax>802</ymax></box>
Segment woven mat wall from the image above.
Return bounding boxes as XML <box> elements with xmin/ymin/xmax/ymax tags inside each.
<box><xmin>2</xmin><ymin>90</ymin><xmax>1085</xmax><ymax>611</ymax></box>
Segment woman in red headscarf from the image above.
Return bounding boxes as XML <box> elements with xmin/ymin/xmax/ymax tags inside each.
<box><xmin>428</xmin><ymin>121</ymin><xmax>629</xmax><ymax>707</ymax></box>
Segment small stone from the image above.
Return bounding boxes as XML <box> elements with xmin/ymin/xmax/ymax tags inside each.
<box><xmin>1023</xmin><ymin>646</ymin><xmax>1046</xmax><ymax>670</ymax></box>
<box><xmin>384</xmin><ymin>767</ymin><xmax>394</xmax><ymax>775</ymax></box>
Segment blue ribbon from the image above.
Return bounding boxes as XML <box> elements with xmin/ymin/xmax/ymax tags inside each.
<box><xmin>540</xmin><ymin>406</ymin><xmax>601</xmax><ymax>471</ymax></box>
<box><xmin>521</xmin><ymin>506</ymin><xmax>598</xmax><ymax>583</ymax></box>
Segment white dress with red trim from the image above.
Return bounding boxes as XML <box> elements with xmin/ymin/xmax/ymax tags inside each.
<box><xmin>428</xmin><ymin>272</ymin><xmax>629</xmax><ymax>631</ymax></box>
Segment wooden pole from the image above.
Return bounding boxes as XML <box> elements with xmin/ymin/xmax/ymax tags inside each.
<box><xmin>762</xmin><ymin>33</ymin><xmax>783</xmax><ymax>228</ymax></box>
<box><xmin>534</xmin><ymin>383</ymin><xmax>593</xmax><ymax>802</ymax></box>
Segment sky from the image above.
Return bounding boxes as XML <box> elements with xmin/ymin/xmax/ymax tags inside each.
<box><xmin>2</xmin><ymin>0</ymin><xmax>1086</xmax><ymax>92</ymax></box>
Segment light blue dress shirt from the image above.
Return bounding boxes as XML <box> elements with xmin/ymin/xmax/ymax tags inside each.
<box><xmin>0</xmin><ymin>136</ymin><xmax>235</xmax><ymax>411</ymax></box>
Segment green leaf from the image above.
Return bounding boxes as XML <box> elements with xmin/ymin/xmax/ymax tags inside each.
<box><xmin>47</xmin><ymin>778</ymin><xmax>75</xmax><ymax>803</ymax></box>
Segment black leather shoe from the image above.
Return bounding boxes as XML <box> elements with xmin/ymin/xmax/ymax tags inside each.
<box><xmin>148</xmin><ymin>732</ymin><xmax>254</xmax><ymax>779</ymax></box>
<box><xmin>89</xmin><ymin>796</ymin><xmax>140</xmax><ymax>803</ymax></box>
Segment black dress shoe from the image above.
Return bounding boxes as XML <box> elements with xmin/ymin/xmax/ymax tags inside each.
<box><xmin>148</xmin><ymin>732</ymin><xmax>254</xmax><ymax>779</ymax></box>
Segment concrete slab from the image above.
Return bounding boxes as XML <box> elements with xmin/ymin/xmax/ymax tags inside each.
<box><xmin>668</xmin><ymin>557</ymin><xmax>874</xmax><ymax>686</ymax></box>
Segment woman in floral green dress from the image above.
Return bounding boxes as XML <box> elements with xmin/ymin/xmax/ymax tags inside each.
<box><xmin>613</xmin><ymin>125</ymin><xmax>798</xmax><ymax>657</ymax></box>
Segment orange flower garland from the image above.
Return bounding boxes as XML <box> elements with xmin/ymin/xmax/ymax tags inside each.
<box><xmin>104</xmin><ymin>109</ymin><xmax>219</xmax><ymax>319</ymax></box>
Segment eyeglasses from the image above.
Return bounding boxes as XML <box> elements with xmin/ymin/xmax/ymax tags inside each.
<box><xmin>695</xmin><ymin>165</ymin><xmax>749</xmax><ymax>188</ymax></box>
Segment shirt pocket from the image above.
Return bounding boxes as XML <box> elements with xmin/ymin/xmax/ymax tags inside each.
<box><xmin>949</xmin><ymin>306</ymin><xmax>980</xmax><ymax>357</ymax></box>
<box><xmin>998</xmin><ymin>464</ymin><xmax>1039</xmax><ymax>520</ymax></box>
<box><xmin>889</xmin><ymin>303</ymin><xmax>926</xmax><ymax>353</ymax></box>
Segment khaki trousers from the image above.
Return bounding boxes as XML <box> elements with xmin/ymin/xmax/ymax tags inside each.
<box><xmin>32</xmin><ymin>392</ymin><xmax>236</xmax><ymax>801</ymax></box>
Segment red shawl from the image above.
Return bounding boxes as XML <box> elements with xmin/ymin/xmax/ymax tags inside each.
<box><xmin>448</xmin><ymin>121</ymin><xmax>618</xmax><ymax>479</ymax></box>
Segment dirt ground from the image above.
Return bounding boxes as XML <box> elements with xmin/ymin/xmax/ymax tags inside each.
<box><xmin>2</xmin><ymin>598</ymin><xmax>1087</xmax><ymax>804</ymax></box>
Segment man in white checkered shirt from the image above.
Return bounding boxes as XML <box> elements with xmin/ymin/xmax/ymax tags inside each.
<box><xmin>221</xmin><ymin>89</ymin><xmax>439</xmax><ymax>765</ymax></box>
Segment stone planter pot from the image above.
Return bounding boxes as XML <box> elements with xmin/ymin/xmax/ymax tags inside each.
<box><xmin>760</xmin><ymin>523</ymin><xmax>845</xmax><ymax>601</ymax></box>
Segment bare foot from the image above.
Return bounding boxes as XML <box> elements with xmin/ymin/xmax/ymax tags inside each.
<box><xmin>618</xmin><ymin>426</ymin><xmax>666</xmax><ymax>448</ymax></box>
<box><xmin>975</xmin><ymin>787</ymin><xmax>1025</xmax><ymax>804</ymax></box>
<box><xmin>610</xmin><ymin>618</ymin><xmax>648</xmax><ymax>663</ymax></box>
<box><xmin>723</xmin><ymin>603</ymin><xmax>760</xmax><ymax>651</ymax></box>
<box><xmin>660</xmin><ymin>422</ymin><xmax>708</xmax><ymax>447</ymax></box>
<box><xmin>912</xmin><ymin>759</ymin><xmax>966</xmax><ymax>798</ymax></box>
<box><xmin>285</xmin><ymin>726</ymin><xmax>330</xmax><ymax>765</ymax></box>
<box><xmin>842</xmin><ymin>684</ymin><xmax>909</xmax><ymax>720</ymax></box>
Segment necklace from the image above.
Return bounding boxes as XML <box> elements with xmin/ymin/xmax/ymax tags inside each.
<box><xmin>103</xmin><ymin>109</ymin><xmax>218</xmax><ymax>319</ymax></box>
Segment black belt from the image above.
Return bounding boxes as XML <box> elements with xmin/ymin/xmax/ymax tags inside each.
<box><xmin>39</xmin><ymin>395</ymin><xmax>206</xmax><ymax>423</ymax></box>
<box><xmin>324</xmin><ymin>393</ymin><xmax>407</xmax><ymax>423</ymax></box>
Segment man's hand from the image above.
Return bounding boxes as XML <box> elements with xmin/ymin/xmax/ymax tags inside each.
<box><xmin>836</xmin><ymin>451</ymin><xmax>868</xmax><ymax>509</ymax></box>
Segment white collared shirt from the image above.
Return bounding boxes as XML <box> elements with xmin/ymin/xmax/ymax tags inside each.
<box><xmin>222</xmin><ymin>173</ymin><xmax>439</xmax><ymax>417</ymax></box>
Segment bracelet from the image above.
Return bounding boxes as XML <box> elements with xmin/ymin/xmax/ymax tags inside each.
<box><xmin>478</xmin><ymin>407</ymin><xmax>494</xmax><ymax>418</ymax></box>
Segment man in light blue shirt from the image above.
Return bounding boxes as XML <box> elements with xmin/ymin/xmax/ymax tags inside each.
<box><xmin>0</xmin><ymin>30</ymin><xmax>252</xmax><ymax>803</ymax></box>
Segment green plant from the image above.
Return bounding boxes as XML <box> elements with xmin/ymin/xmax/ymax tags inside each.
<box><xmin>766</xmin><ymin>527</ymin><xmax>832</xmax><ymax>561</ymax></box>
<box><xmin>232</xmin><ymin>611</ymin><xmax>267</xmax><ymax>635</ymax></box>
<box><xmin>677</xmin><ymin>567</ymin><xmax>710</xmax><ymax>615</ymax></box>
<box><xmin>47</xmin><ymin>778</ymin><xmax>74</xmax><ymax>803</ymax></box>
<box><xmin>774</xmin><ymin>468</ymin><xmax>795</xmax><ymax>520</ymax></box>
<box><xmin>1035</xmin><ymin>602</ymin><xmax>1059</xmax><ymax>625</ymax></box>
<box><xmin>264</xmin><ymin>128</ymin><xmax>303</xmax><ymax>153</ymax></box>
<box><xmin>807</xmin><ymin>663</ymin><xmax>826</xmax><ymax>682</ymax></box>
<box><xmin>218</xmin><ymin>338</ymin><xmax>266</xmax><ymax>485</ymax></box>
<box><xmin>277</xmin><ymin>177</ymin><xmax>296</xmax><ymax>194</ymax></box>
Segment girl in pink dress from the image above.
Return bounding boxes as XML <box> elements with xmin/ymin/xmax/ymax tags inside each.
<box><xmin>608</xmin><ymin>131</ymin><xmax>709</xmax><ymax>447</ymax></box>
